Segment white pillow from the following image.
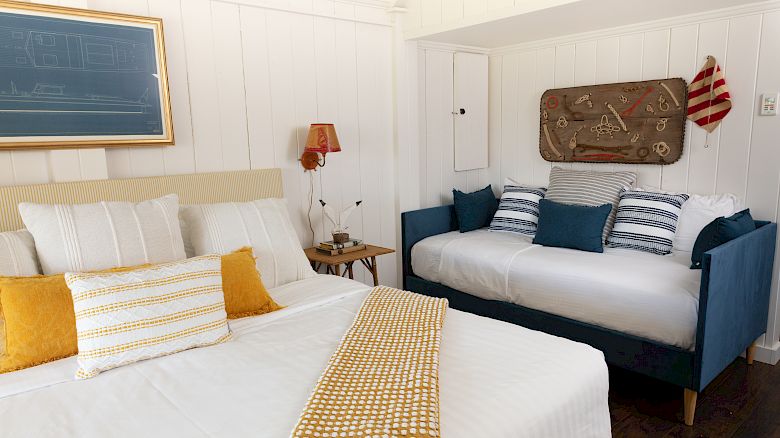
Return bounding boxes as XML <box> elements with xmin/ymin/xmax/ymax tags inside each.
<box><xmin>19</xmin><ymin>195</ymin><xmax>186</xmax><ymax>275</ymax></box>
<box><xmin>181</xmin><ymin>199</ymin><xmax>316</xmax><ymax>288</ymax></box>
<box><xmin>64</xmin><ymin>254</ymin><xmax>231</xmax><ymax>379</ymax></box>
<box><xmin>0</xmin><ymin>229</ymin><xmax>41</xmax><ymax>357</ymax></box>
<box><xmin>0</xmin><ymin>230</ymin><xmax>40</xmax><ymax>277</ymax></box>
<box><xmin>673</xmin><ymin>193</ymin><xmax>739</xmax><ymax>252</ymax></box>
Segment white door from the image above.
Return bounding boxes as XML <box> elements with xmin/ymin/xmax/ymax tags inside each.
<box><xmin>453</xmin><ymin>52</ymin><xmax>488</xmax><ymax>171</ymax></box>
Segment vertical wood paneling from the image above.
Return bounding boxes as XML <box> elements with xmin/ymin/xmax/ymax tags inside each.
<box><xmin>487</xmin><ymin>55</ymin><xmax>502</xmax><ymax>191</ymax></box>
<box><xmin>334</xmin><ymin>20</ymin><xmax>366</xmax><ymax>283</ymax></box>
<box><xmin>638</xmin><ymin>29</ymin><xmax>669</xmax><ymax>188</ymax></box>
<box><xmin>356</xmin><ymin>23</ymin><xmax>396</xmax><ymax>286</ymax></box>
<box><xmin>515</xmin><ymin>51</ymin><xmax>537</xmax><ymax>182</ymax></box>
<box><xmin>499</xmin><ymin>54</ymin><xmax>519</xmax><ymax>182</ymax></box>
<box><xmin>150</xmin><ymin>0</ymin><xmax>196</xmax><ymax>176</ymax></box>
<box><xmin>315</xmin><ymin>16</ymin><xmax>342</xmax><ymax>240</ymax></box>
<box><xmin>211</xmin><ymin>2</ymin><xmax>250</xmax><ymax>171</ymax></box>
<box><xmin>423</xmin><ymin>50</ymin><xmax>453</xmax><ymax>206</ymax></box>
<box><xmin>746</xmin><ymin>11</ymin><xmax>780</xmax><ymax>220</ymax></box>
<box><xmin>181</xmin><ymin>0</ymin><xmax>225</xmax><ymax>173</ymax></box>
<box><xmin>442</xmin><ymin>0</ymin><xmax>463</xmax><ymax>23</ymax></box>
<box><xmin>595</xmin><ymin>37</ymin><xmax>620</xmax><ymax>84</ymax></box>
<box><xmin>265</xmin><ymin>10</ymin><xmax>307</xmax><ymax>242</ymax></box>
<box><xmin>463</xmin><ymin>0</ymin><xmax>486</xmax><ymax>18</ymax></box>
<box><xmin>532</xmin><ymin>47</ymin><xmax>555</xmax><ymax>185</ymax></box>
<box><xmin>716</xmin><ymin>15</ymin><xmax>762</xmax><ymax>198</ymax></box>
<box><xmin>687</xmin><ymin>20</ymin><xmax>728</xmax><ymax>195</ymax></box>
<box><xmin>662</xmin><ymin>24</ymin><xmax>699</xmax><ymax>193</ymax></box>
<box><xmin>418</xmin><ymin>49</ymin><xmax>429</xmax><ymax>207</ymax></box>
<box><xmin>240</xmin><ymin>6</ymin><xmax>276</xmax><ymax>170</ymax></box>
<box><xmin>420</xmin><ymin>0</ymin><xmax>442</xmax><ymax>27</ymax></box>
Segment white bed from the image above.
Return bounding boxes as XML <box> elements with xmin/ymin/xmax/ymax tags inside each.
<box><xmin>412</xmin><ymin>229</ymin><xmax>701</xmax><ymax>350</ymax></box>
<box><xmin>0</xmin><ymin>274</ymin><xmax>611</xmax><ymax>438</ymax></box>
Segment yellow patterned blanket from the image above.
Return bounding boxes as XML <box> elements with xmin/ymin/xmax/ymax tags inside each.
<box><xmin>291</xmin><ymin>286</ymin><xmax>448</xmax><ymax>438</ymax></box>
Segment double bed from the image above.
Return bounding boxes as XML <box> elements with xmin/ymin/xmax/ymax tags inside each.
<box><xmin>0</xmin><ymin>169</ymin><xmax>612</xmax><ymax>437</ymax></box>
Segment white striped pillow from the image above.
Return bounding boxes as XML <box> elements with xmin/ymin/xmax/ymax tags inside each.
<box><xmin>65</xmin><ymin>255</ymin><xmax>231</xmax><ymax>379</ymax></box>
<box><xmin>489</xmin><ymin>178</ymin><xmax>546</xmax><ymax>236</ymax></box>
<box><xmin>19</xmin><ymin>195</ymin><xmax>186</xmax><ymax>275</ymax></box>
<box><xmin>607</xmin><ymin>190</ymin><xmax>690</xmax><ymax>255</ymax></box>
<box><xmin>545</xmin><ymin>167</ymin><xmax>637</xmax><ymax>241</ymax></box>
<box><xmin>181</xmin><ymin>199</ymin><xmax>315</xmax><ymax>288</ymax></box>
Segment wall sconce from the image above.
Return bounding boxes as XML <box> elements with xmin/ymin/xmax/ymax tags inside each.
<box><xmin>300</xmin><ymin>123</ymin><xmax>341</xmax><ymax>171</ymax></box>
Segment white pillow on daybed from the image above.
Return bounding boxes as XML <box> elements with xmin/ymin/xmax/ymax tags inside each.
<box><xmin>180</xmin><ymin>199</ymin><xmax>315</xmax><ymax>288</ymax></box>
<box><xmin>673</xmin><ymin>193</ymin><xmax>740</xmax><ymax>252</ymax></box>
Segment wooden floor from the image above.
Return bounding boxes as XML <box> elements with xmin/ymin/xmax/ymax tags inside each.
<box><xmin>610</xmin><ymin>358</ymin><xmax>779</xmax><ymax>437</ymax></box>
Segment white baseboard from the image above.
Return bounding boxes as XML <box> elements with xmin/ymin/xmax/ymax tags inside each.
<box><xmin>753</xmin><ymin>341</ymin><xmax>780</xmax><ymax>365</ymax></box>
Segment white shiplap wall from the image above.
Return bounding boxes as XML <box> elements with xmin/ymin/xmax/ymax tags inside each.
<box><xmin>416</xmin><ymin>7</ymin><xmax>780</xmax><ymax>355</ymax></box>
<box><xmin>6</xmin><ymin>0</ymin><xmax>397</xmax><ymax>287</ymax></box>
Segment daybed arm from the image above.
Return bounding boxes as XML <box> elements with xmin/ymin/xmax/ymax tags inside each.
<box><xmin>400</xmin><ymin>205</ymin><xmax>458</xmax><ymax>287</ymax></box>
<box><xmin>695</xmin><ymin>221</ymin><xmax>777</xmax><ymax>390</ymax></box>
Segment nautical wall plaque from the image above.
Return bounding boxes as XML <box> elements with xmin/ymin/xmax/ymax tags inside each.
<box><xmin>0</xmin><ymin>1</ymin><xmax>173</xmax><ymax>149</ymax></box>
<box><xmin>539</xmin><ymin>78</ymin><xmax>687</xmax><ymax>165</ymax></box>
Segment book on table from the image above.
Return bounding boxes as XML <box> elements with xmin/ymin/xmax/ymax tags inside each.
<box><xmin>319</xmin><ymin>239</ymin><xmax>363</xmax><ymax>250</ymax></box>
<box><xmin>316</xmin><ymin>244</ymin><xmax>367</xmax><ymax>256</ymax></box>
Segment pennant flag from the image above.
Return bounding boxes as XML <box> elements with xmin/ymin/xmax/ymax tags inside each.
<box><xmin>687</xmin><ymin>56</ymin><xmax>731</xmax><ymax>133</ymax></box>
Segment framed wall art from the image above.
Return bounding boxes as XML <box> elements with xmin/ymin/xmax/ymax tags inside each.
<box><xmin>0</xmin><ymin>0</ymin><xmax>173</xmax><ymax>149</ymax></box>
<box><xmin>539</xmin><ymin>78</ymin><xmax>687</xmax><ymax>165</ymax></box>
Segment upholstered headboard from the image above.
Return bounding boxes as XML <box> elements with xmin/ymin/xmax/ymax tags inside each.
<box><xmin>0</xmin><ymin>168</ymin><xmax>283</xmax><ymax>232</ymax></box>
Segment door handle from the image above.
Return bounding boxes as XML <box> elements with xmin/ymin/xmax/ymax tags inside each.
<box><xmin>451</xmin><ymin>108</ymin><xmax>466</xmax><ymax>115</ymax></box>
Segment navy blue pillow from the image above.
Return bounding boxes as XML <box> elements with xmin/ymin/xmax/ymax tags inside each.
<box><xmin>533</xmin><ymin>199</ymin><xmax>612</xmax><ymax>253</ymax></box>
<box><xmin>691</xmin><ymin>209</ymin><xmax>756</xmax><ymax>269</ymax></box>
<box><xmin>452</xmin><ymin>185</ymin><xmax>498</xmax><ymax>233</ymax></box>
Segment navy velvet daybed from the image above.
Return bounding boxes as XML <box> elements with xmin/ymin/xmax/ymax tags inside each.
<box><xmin>401</xmin><ymin>204</ymin><xmax>777</xmax><ymax>425</ymax></box>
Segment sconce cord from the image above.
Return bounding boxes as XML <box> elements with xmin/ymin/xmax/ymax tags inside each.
<box><xmin>308</xmin><ymin>171</ymin><xmax>315</xmax><ymax>247</ymax></box>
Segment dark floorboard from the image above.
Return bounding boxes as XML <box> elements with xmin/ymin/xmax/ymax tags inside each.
<box><xmin>610</xmin><ymin>358</ymin><xmax>779</xmax><ymax>437</ymax></box>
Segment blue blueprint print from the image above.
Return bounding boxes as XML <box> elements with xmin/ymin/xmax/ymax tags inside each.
<box><xmin>0</xmin><ymin>11</ymin><xmax>163</xmax><ymax>137</ymax></box>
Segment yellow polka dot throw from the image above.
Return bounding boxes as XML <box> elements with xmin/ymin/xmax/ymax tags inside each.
<box><xmin>291</xmin><ymin>286</ymin><xmax>448</xmax><ymax>438</ymax></box>
<box><xmin>65</xmin><ymin>254</ymin><xmax>231</xmax><ymax>379</ymax></box>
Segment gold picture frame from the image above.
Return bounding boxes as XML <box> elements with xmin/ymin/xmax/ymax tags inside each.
<box><xmin>0</xmin><ymin>0</ymin><xmax>173</xmax><ymax>149</ymax></box>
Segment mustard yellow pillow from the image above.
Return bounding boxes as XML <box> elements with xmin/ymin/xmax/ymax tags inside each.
<box><xmin>0</xmin><ymin>274</ymin><xmax>78</xmax><ymax>373</ymax></box>
<box><xmin>0</xmin><ymin>264</ymin><xmax>153</xmax><ymax>373</ymax></box>
<box><xmin>222</xmin><ymin>247</ymin><xmax>281</xmax><ymax>319</ymax></box>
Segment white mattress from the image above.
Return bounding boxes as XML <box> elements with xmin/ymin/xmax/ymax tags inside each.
<box><xmin>412</xmin><ymin>229</ymin><xmax>701</xmax><ymax>350</ymax></box>
<box><xmin>0</xmin><ymin>275</ymin><xmax>610</xmax><ymax>438</ymax></box>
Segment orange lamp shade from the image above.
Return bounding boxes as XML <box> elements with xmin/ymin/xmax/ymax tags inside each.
<box><xmin>304</xmin><ymin>124</ymin><xmax>341</xmax><ymax>154</ymax></box>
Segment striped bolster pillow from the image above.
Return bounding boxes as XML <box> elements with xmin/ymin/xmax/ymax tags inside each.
<box><xmin>545</xmin><ymin>167</ymin><xmax>637</xmax><ymax>242</ymax></box>
<box><xmin>65</xmin><ymin>254</ymin><xmax>231</xmax><ymax>379</ymax></box>
<box><xmin>607</xmin><ymin>190</ymin><xmax>690</xmax><ymax>255</ymax></box>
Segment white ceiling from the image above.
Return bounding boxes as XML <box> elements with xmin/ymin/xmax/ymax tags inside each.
<box><xmin>409</xmin><ymin>0</ymin><xmax>765</xmax><ymax>49</ymax></box>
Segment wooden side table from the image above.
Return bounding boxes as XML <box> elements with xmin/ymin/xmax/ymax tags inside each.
<box><xmin>304</xmin><ymin>245</ymin><xmax>395</xmax><ymax>286</ymax></box>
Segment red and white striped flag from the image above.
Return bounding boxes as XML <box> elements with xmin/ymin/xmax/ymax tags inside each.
<box><xmin>687</xmin><ymin>56</ymin><xmax>731</xmax><ymax>133</ymax></box>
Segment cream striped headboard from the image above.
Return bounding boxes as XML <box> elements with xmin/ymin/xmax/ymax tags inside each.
<box><xmin>0</xmin><ymin>168</ymin><xmax>283</xmax><ymax>232</ymax></box>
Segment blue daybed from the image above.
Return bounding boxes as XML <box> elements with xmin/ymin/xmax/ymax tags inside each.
<box><xmin>401</xmin><ymin>204</ymin><xmax>777</xmax><ymax>425</ymax></box>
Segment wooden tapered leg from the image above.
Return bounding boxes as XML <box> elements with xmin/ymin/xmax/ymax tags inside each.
<box><xmin>747</xmin><ymin>341</ymin><xmax>757</xmax><ymax>365</ymax></box>
<box><xmin>683</xmin><ymin>389</ymin><xmax>697</xmax><ymax>426</ymax></box>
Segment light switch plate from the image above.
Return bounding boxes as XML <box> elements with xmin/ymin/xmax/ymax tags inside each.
<box><xmin>760</xmin><ymin>93</ymin><xmax>778</xmax><ymax>116</ymax></box>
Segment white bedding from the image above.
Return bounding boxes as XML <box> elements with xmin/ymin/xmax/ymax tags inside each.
<box><xmin>412</xmin><ymin>229</ymin><xmax>701</xmax><ymax>350</ymax></box>
<box><xmin>0</xmin><ymin>275</ymin><xmax>611</xmax><ymax>438</ymax></box>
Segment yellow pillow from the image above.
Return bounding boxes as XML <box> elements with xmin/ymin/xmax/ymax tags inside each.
<box><xmin>222</xmin><ymin>247</ymin><xmax>281</xmax><ymax>319</ymax></box>
<box><xmin>0</xmin><ymin>248</ymin><xmax>278</xmax><ymax>373</ymax></box>
<box><xmin>0</xmin><ymin>274</ymin><xmax>78</xmax><ymax>373</ymax></box>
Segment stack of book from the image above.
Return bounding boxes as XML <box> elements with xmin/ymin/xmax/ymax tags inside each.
<box><xmin>317</xmin><ymin>239</ymin><xmax>366</xmax><ymax>256</ymax></box>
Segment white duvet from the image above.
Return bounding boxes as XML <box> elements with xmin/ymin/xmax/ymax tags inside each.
<box><xmin>0</xmin><ymin>275</ymin><xmax>610</xmax><ymax>438</ymax></box>
<box><xmin>412</xmin><ymin>230</ymin><xmax>701</xmax><ymax>350</ymax></box>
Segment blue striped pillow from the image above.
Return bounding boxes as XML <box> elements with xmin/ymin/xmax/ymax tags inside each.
<box><xmin>489</xmin><ymin>179</ymin><xmax>547</xmax><ymax>236</ymax></box>
<box><xmin>607</xmin><ymin>190</ymin><xmax>690</xmax><ymax>255</ymax></box>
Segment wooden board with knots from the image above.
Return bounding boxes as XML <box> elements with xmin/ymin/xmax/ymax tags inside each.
<box><xmin>539</xmin><ymin>78</ymin><xmax>687</xmax><ymax>165</ymax></box>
